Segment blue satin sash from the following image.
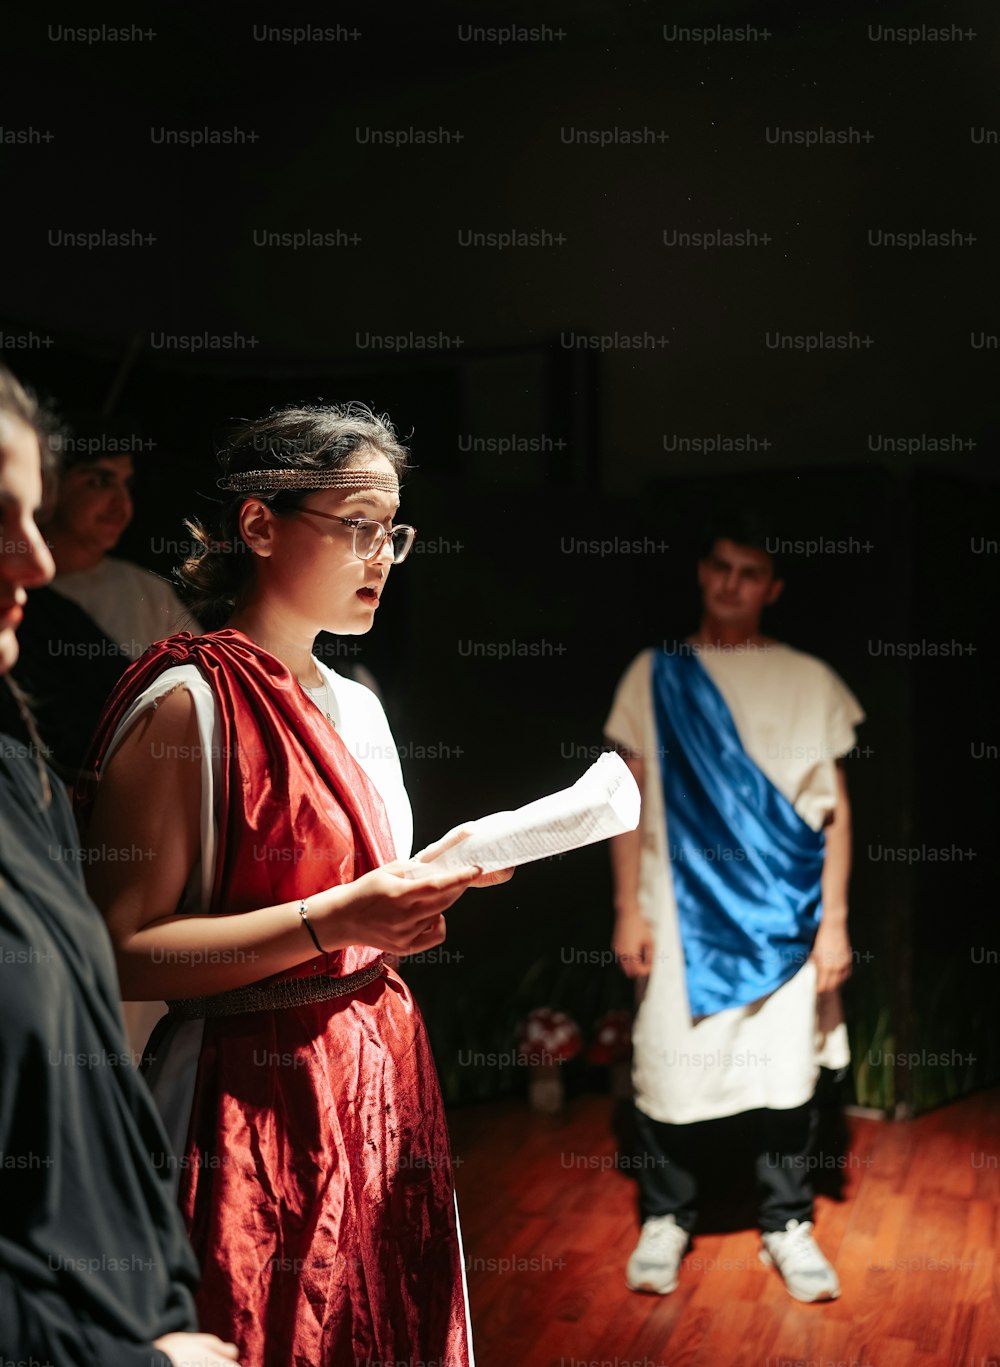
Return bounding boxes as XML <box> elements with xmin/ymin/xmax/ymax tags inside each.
<box><xmin>651</xmin><ymin>647</ymin><xmax>825</xmax><ymax>1017</ymax></box>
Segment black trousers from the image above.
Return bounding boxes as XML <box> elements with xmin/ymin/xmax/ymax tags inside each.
<box><xmin>633</xmin><ymin>1099</ymin><xmax>819</xmax><ymax>1234</ymax></box>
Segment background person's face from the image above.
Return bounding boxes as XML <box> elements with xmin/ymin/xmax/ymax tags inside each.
<box><xmin>0</xmin><ymin>420</ymin><xmax>56</xmax><ymax>674</ymax></box>
<box><xmin>697</xmin><ymin>538</ymin><xmax>783</xmax><ymax>631</ymax></box>
<box><xmin>51</xmin><ymin>455</ymin><xmax>134</xmax><ymax>555</ymax></box>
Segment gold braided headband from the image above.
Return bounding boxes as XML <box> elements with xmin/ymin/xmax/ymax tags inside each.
<box><xmin>218</xmin><ymin>468</ymin><xmax>400</xmax><ymax>494</ymax></box>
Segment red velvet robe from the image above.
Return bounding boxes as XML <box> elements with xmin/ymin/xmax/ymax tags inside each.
<box><xmin>77</xmin><ymin>629</ymin><xmax>471</xmax><ymax>1367</ymax></box>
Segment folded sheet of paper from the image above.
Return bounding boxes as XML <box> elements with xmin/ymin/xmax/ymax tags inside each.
<box><xmin>406</xmin><ymin>751</ymin><xmax>641</xmax><ymax>877</ymax></box>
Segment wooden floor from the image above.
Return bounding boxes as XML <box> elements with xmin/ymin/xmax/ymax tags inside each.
<box><xmin>449</xmin><ymin>1089</ymin><xmax>1000</xmax><ymax>1367</ymax></box>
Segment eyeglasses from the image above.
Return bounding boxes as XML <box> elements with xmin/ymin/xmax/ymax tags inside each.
<box><xmin>293</xmin><ymin>509</ymin><xmax>417</xmax><ymax>564</ymax></box>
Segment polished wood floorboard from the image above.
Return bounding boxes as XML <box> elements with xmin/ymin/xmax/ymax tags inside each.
<box><xmin>449</xmin><ymin>1089</ymin><xmax>1000</xmax><ymax>1367</ymax></box>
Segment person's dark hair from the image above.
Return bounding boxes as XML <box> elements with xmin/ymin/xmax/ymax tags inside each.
<box><xmin>175</xmin><ymin>402</ymin><xmax>410</xmax><ymax>630</ymax></box>
<box><xmin>0</xmin><ymin>364</ymin><xmax>60</xmax><ymax>494</ymax></box>
<box><xmin>697</xmin><ymin>508</ymin><xmax>782</xmax><ymax>578</ymax></box>
<box><xmin>54</xmin><ymin>411</ymin><xmax>145</xmax><ymax>473</ymax></box>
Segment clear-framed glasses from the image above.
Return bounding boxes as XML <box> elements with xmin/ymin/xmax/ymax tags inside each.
<box><xmin>293</xmin><ymin>508</ymin><xmax>417</xmax><ymax>564</ymax></box>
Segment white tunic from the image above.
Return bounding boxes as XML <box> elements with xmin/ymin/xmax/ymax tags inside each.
<box><xmin>605</xmin><ymin>642</ymin><xmax>865</xmax><ymax>1124</ymax></box>
<box><xmin>52</xmin><ymin>557</ymin><xmax>196</xmax><ymax>659</ymax></box>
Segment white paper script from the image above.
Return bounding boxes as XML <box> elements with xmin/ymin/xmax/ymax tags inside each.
<box><xmin>405</xmin><ymin>751</ymin><xmax>640</xmax><ymax>877</ymax></box>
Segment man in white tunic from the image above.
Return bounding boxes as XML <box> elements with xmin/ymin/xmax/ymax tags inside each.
<box><xmin>606</xmin><ymin>516</ymin><xmax>864</xmax><ymax>1303</ymax></box>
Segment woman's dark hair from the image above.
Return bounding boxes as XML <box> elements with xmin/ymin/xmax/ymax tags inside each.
<box><xmin>175</xmin><ymin>402</ymin><xmax>410</xmax><ymax>630</ymax></box>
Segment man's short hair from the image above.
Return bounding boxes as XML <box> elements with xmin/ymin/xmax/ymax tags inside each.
<box><xmin>697</xmin><ymin>509</ymin><xmax>781</xmax><ymax>577</ymax></box>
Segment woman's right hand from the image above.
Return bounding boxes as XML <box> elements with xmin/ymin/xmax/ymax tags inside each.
<box><xmin>153</xmin><ymin>1332</ymin><xmax>241</xmax><ymax>1366</ymax></box>
<box><xmin>325</xmin><ymin>861</ymin><xmax>484</xmax><ymax>956</ymax></box>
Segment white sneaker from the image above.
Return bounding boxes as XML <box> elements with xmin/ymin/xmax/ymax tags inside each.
<box><xmin>759</xmin><ymin>1219</ymin><xmax>841</xmax><ymax>1302</ymax></box>
<box><xmin>625</xmin><ymin>1214</ymin><xmax>690</xmax><ymax>1294</ymax></box>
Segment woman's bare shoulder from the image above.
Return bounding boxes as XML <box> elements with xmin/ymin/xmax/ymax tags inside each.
<box><xmin>102</xmin><ymin>682</ymin><xmax>201</xmax><ymax>780</ymax></box>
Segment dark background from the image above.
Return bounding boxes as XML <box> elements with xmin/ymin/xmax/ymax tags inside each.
<box><xmin>3</xmin><ymin>0</ymin><xmax>998</xmax><ymax>1113</ymax></box>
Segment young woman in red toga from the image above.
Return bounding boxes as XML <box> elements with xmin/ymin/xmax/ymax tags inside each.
<box><xmin>77</xmin><ymin>404</ymin><xmax>505</xmax><ymax>1366</ymax></box>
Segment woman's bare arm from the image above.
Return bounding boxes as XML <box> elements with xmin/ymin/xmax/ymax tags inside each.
<box><xmin>83</xmin><ymin>686</ymin><xmax>484</xmax><ymax>999</ymax></box>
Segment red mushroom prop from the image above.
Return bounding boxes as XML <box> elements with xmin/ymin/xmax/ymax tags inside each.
<box><xmin>517</xmin><ymin>1008</ymin><xmax>582</xmax><ymax>1112</ymax></box>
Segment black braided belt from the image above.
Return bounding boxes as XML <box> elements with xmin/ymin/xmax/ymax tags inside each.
<box><xmin>166</xmin><ymin>956</ymin><xmax>387</xmax><ymax>1020</ymax></box>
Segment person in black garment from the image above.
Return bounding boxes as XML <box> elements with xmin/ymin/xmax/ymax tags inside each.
<box><xmin>12</xmin><ymin>412</ymin><xmax>194</xmax><ymax>788</ymax></box>
<box><xmin>0</xmin><ymin>364</ymin><xmax>239</xmax><ymax>1367</ymax></box>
